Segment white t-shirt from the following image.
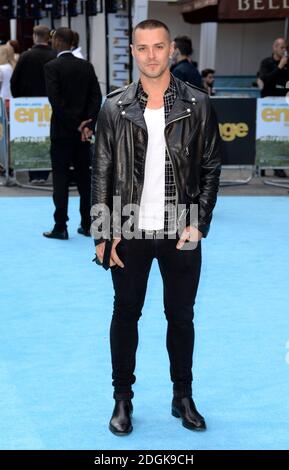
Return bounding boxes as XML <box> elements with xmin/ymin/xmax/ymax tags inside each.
<box><xmin>0</xmin><ymin>63</ymin><xmax>13</xmax><ymax>100</ymax></box>
<box><xmin>138</xmin><ymin>106</ymin><xmax>166</xmax><ymax>230</ymax></box>
<box><xmin>72</xmin><ymin>47</ymin><xmax>85</xmax><ymax>60</ymax></box>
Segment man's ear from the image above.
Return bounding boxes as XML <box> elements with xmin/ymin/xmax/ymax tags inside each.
<box><xmin>130</xmin><ymin>43</ymin><xmax>134</xmax><ymax>58</ymax></box>
<box><xmin>170</xmin><ymin>41</ymin><xmax>176</xmax><ymax>57</ymax></box>
<box><xmin>53</xmin><ymin>37</ymin><xmax>58</xmax><ymax>50</ymax></box>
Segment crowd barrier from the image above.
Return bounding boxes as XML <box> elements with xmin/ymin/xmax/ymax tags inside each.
<box><xmin>213</xmin><ymin>75</ymin><xmax>261</xmax><ymax>99</ymax></box>
<box><xmin>0</xmin><ymin>98</ymin><xmax>9</xmax><ymax>186</ymax></box>
<box><xmin>212</xmin><ymin>97</ymin><xmax>256</xmax><ymax>186</ymax></box>
<box><xmin>254</xmin><ymin>96</ymin><xmax>289</xmax><ymax>189</ymax></box>
<box><xmin>213</xmin><ymin>96</ymin><xmax>289</xmax><ymax>188</ymax></box>
<box><xmin>1</xmin><ymin>96</ymin><xmax>289</xmax><ymax>190</ymax></box>
<box><xmin>8</xmin><ymin>97</ymin><xmax>52</xmax><ymax>190</ymax></box>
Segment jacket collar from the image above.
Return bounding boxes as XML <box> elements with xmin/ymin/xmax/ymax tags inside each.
<box><xmin>115</xmin><ymin>75</ymin><xmax>198</xmax><ymax>129</ymax></box>
<box><xmin>57</xmin><ymin>51</ymin><xmax>73</xmax><ymax>58</ymax></box>
<box><xmin>116</xmin><ymin>75</ymin><xmax>198</xmax><ymax>107</ymax></box>
<box><xmin>32</xmin><ymin>44</ymin><xmax>51</xmax><ymax>49</ymax></box>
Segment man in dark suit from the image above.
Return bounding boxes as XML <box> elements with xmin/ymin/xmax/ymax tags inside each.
<box><xmin>11</xmin><ymin>25</ymin><xmax>56</xmax><ymax>97</ymax></box>
<box><xmin>11</xmin><ymin>24</ymin><xmax>56</xmax><ymax>183</ymax></box>
<box><xmin>43</xmin><ymin>27</ymin><xmax>102</xmax><ymax>240</ymax></box>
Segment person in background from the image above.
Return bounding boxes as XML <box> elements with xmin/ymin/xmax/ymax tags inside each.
<box><xmin>0</xmin><ymin>45</ymin><xmax>13</xmax><ymax>103</ymax></box>
<box><xmin>259</xmin><ymin>38</ymin><xmax>289</xmax><ymax>98</ymax></box>
<box><xmin>0</xmin><ymin>45</ymin><xmax>15</xmax><ymax>179</ymax></box>
<box><xmin>201</xmin><ymin>68</ymin><xmax>215</xmax><ymax>96</ymax></box>
<box><xmin>11</xmin><ymin>25</ymin><xmax>56</xmax><ymax>98</ymax></box>
<box><xmin>43</xmin><ymin>27</ymin><xmax>102</xmax><ymax>240</ymax></box>
<box><xmin>171</xmin><ymin>35</ymin><xmax>202</xmax><ymax>89</ymax></box>
<box><xmin>71</xmin><ymin>31</ymin><xmax>85</xmax><ymax>59</ymax></box>
<box><xmin>6</xmin><ymin>39</ymin><xmax>20</xmax><ymax>63</ymax></box>
<box><xmin>11</xmin><ymin>25</ymin><xmax>56</xmax><ymax>184</ymax></box>
<box><xmin>258</xmin><ymin>37</ymin><xmax>289</xmax><ymax>178</ymax></box>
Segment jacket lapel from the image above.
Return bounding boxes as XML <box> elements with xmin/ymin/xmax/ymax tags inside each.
<box><xmin>115</xmin><ymin>77</ymin><xmax>199</xmax><ymax>130</ymax></box>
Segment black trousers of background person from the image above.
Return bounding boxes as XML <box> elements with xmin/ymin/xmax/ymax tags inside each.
<box><xmin>110</xmin><ymin>234</ymin><xmax>202</xmax><ymax>401</ymax></box>
<box><xmin>50</xmin><ymin>138</ymin><xmax>91</xmax><ymax>231</ymax></box>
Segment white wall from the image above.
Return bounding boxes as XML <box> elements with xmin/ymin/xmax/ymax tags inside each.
<box><xmin>70</xmin><ymin>14</ymin><xmax>87</xmax><ymax>59</ymax></box>
<box><xmin>199</xmin><ymin>22</ymin><xmax>217</xmax><ymax>71</ymax></box>
<box><xmin>38</xmin><ymin>4</ymin><xmax>287</xmax><ymax>91</ymax></box>
<box><xmin>216</xmin><ymin>21</ymin><xmax>286</xmax><ymax>75</ymax></box>
<box><xmin>148</xmin><ymin>2</ymin><xmax>287</xmax><ymax>75</ymax></box>
<box><xmin>89</xmin><ymin>14</ymin><xmax>106</xmax><ymax>96</ymax></box>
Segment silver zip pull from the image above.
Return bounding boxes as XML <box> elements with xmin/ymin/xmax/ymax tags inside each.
<box><xmin>166</xmin><ymin>113</ymin><xmax>191</xmax><ymax>126</ymax></box>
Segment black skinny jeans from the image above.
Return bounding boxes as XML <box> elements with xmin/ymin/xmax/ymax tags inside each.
<box><xmin>110</xmin><ymin>233</ymin><xmax>202</xmax><ymax>400</ymax></box>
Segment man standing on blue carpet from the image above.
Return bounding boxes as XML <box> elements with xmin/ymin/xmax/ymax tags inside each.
<box><xmin>90</xmin><ymin>19</ymin><xmax>221</xmax><ymax>435</ymax></box>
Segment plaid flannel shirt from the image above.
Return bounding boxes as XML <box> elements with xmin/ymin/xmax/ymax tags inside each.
<box><xmin>136</xmin><ymin>76</ymin><xmax>177</xmax><ymax>234</ymax></box>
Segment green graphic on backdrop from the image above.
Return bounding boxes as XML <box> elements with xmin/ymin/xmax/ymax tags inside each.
<box><xmin>256</xmin><ymin>140</ymin><xmax>289</xmax><ymax>167</ymax></box>
<box><xmin>11</xmin><ymin>138</ymin><xmax>51</xmax><ymax>170</ymax></box>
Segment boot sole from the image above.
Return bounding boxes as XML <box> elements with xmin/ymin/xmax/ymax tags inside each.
<box><xmin>172</xmin><ymin>408</ymin><xmax>206</xmax><ymax>431</ymax></box>
<box><xmin>109</xmin><ymin>424</ymin><xmax>133</xmax><ymax>436</ymax></box>
<box><xmin>43</xmin><ymin>234</ymin><xmax>69</xmax><ymax>240</ymax></box>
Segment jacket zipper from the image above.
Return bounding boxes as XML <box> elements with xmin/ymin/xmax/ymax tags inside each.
<box><xmin>164</xmin><ymin>113</ymin><xmax>191</xmax><ymax>227</ymax></box>
<box><xmin>129</xmin><ymin>121</ymin><xmax>134</xmax><ymax>206</ymax></box>
<box><xmin>129</xmin><ymin>120</ymin><xmax>148</xmax><ymax>204</ymax></box>
<box><xmin>127</xmin><ymin>111</ymin><xmax>191</xmax><ymax>228</ymax></box>
<box><xmin>166</xmin><ymin>113</ymin><xmax>191</xmax><ymax>126</ymax></box>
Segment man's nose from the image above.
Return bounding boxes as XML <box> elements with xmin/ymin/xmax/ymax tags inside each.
<box><xmin>148</xmin><ymin>48</ymin><xmax>156</xmax><ymax>59</ymax></box>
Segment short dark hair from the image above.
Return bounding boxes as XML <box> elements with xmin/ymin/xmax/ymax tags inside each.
<box><xmin>201</xmin><ymin>68</ymin><xmax>215</xmax><ymax>78</ymax></box>
<box><xmin>132</xmin><ymin>19</ymin><xmax>171</xmax><ymax>43</ymax></box>
<box><xmin>53</xmin><ymin>27</ymin><xmax>74</xmax><ymax>47</ymax></box>
<box><xmin>33</xmin><ymin>25</ymin><xmax>50</xmax><ymax>42</ymax></box>
<box><xmin>174</xmin><ymin>36</ymin><xmax>193</xmax><ymax>56</ymax></box>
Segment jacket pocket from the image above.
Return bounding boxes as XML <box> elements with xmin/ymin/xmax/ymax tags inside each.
<box><xmin>182</xmin><ymin>128</ymin><xmax>199</xmax><ymax>158</ymax></box>
<box><xmin>187</xmin><ymin>186</ymin><xmax>200</xmax><ymax>201</ymax></box>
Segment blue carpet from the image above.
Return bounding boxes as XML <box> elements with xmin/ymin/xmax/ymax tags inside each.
<box><xmin>0</xmin><ymin>196</ymin><xmax>288</xmax><ymax>450</ymax></box>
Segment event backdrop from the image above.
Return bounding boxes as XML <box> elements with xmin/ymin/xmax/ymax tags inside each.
<box><xmin>212</xmin><ymin>97</ymin><xmax>256</xmax><ymax>165</ymax></box>
<box><xmin>256</xmin><ymin>97</ymin><xmax>289</xmax><ymax>168</ymax></box>
<box><xmin>10</xmin><ymin>98</ymin><xmax>51</xmax><ymax>170</ymax></box>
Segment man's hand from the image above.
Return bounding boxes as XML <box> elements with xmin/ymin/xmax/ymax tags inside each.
<box><xmin>176</xmin><ymin>226</ymin><xmax>203</xmax><ymax>250</ymax></box>
<box><xmin>110</xmin><ymin>238</ymin><xmax>124</xmax><ymax>268</ymax></box>
<box><xmin>78</xmin><ymin>119</ymin><xmax>93</xmax><ymax>142</ymax></box>
<box><xmin>278</xmin><ymin>55</ymin><xmax>288</xmax><ymax>69</ymax></box>
<box><xmin>96</xmin><ymin>241</ymin><xmax>105</xmax><ymax>265</ymax></box>
<box><xmin>95</xmin><ymin>239</ymin><xmax>124</xmax><ymax>268</ymax></box>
